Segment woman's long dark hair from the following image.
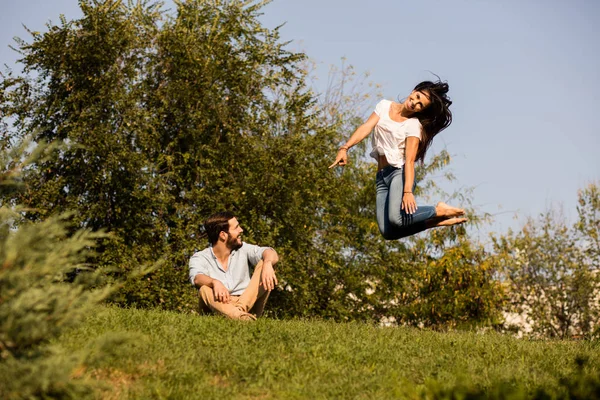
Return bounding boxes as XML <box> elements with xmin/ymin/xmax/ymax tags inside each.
<box><xmin>410</xmin><ymin>79</ymin><xmax>453</xmax><ymax>163</ymax></box>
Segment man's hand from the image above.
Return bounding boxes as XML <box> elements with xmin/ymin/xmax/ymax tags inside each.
<box><xmin>212</xmin><ymin>279</ymin><xmax>230</xmax><ymax>303</ymax></box>
<box><xmin>261</xmin><ymin>261</ymin><xmax>278</xmax><ymax>291</ymax></box>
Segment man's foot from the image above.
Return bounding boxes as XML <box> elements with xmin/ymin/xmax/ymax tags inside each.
<box><xmin>435</xmin><ymin>202</ymin><xmax>465</xmax><ymax>218</ymax></box>
<box><xmin>432</xmin><ymin>217</ymin><xmax>468</xmax><ymax>227</ymax></box>
<box><xmin>237</xmin><ymin>312</ymin><xmax>257</xmax><ymax>321</ymax></box>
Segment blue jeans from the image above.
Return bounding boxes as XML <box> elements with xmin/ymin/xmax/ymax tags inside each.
<box><xmin>376</xmin><ymin>165</ymin><xmax>437</xmax><ymax>240</ymax></box>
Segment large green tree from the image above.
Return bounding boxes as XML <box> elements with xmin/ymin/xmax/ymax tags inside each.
<box><xmin>1</xmin><ymin>0</ymin><xmax>502</xmax><ymax>325</ymax></box>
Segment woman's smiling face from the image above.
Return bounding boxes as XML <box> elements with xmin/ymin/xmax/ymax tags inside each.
<box><xmin>404</xmin><ymin>90</ymin><xmax>431</xmax><ymax>113</ymax></box>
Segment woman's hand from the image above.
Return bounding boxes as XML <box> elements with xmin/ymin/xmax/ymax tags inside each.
<box><xmin>401</xmin><ymin>192</ymin><xmax>417</xmax><ymax>214</ymax></box>
<box><xmin>328</xmin><ymin>149</ymin><xmax>348</xmax><ymax>169</ymax></box>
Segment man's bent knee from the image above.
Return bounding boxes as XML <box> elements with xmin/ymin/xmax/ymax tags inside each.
<box><xmin>198</xmin><ymin>286</ymin><xmax>214</xmax><ymax>314</ymax></box>
<box><xmin>199</xmin><ymin>285</ymin><xmax>213</xmax><ymax>297</ymax></box>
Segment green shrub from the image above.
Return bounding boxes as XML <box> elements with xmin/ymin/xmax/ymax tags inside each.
<box><xmin>0</xmin><ymin>140</ymin><xmax>120</xmax><ymax>399</ymax></box>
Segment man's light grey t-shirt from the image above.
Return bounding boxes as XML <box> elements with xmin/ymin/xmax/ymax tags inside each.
<box><xmin>188</xmin><ymin>242</ymin><xmax>271</xmax><ymax>295</ymax></box>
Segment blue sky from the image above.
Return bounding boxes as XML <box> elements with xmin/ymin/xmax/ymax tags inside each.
<box><xmin>2</xmin><ymin>0</ymin><xmax>599</xmax><ymax>241</ymax></box>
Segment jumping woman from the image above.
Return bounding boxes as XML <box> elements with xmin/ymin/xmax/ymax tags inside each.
<box><xmin>329</xmin><ymin>79</ymin><xmax>467</xmax><ymax>240</ymax></box>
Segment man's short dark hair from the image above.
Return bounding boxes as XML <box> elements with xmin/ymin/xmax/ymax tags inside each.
<box><xmin>204</xmin><ymin>211</ymin><xmax>235</xmax><ymax>245</ymax></box>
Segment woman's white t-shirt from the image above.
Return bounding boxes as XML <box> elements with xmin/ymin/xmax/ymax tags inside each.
<box><xmin>369</xmin><ymin>99</ymin><xmax>422</xmax><ymax>168</ymax></box>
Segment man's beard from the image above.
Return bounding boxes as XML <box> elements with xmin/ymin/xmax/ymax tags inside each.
<box><xmin>226</xmin><ymin>235</ymin><xmax>243</xmax><ymax>251</ymax></box>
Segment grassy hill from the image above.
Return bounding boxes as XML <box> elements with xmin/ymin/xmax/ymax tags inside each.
<box><xmin>56</xmin><ymin>306</ymin><xmax>600</xmax><ymax>399</ymax></box>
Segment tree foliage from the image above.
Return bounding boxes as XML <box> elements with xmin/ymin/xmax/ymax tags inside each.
<box><xmin>1</xmin><ymin>0</ymin><xmax>503</xmax><ymax>327</ymax></box>
<box><xmin>491</xmin><ymin>182</ymin><xmax>600</xmax><ymax>338</ymax></box>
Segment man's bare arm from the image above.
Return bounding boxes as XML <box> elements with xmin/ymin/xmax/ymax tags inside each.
<box><xmin>261</xmin><ymin>249</ymin><xmax>279</xmax><ymax>291</ymax></box>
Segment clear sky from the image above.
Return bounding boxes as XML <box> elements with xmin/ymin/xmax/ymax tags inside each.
<box><xmin>2</xmin><ymin>0</ymin><xmax>599</xmax><ymax>241</ymax></box>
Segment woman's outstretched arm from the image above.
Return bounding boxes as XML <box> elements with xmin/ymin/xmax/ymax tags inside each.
<box><xmin>328</xmin><ymin>112</ymin><xmax>380</xmax><ymax>169</ymax></box>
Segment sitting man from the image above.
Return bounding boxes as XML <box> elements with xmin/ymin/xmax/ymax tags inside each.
<box><xmin>189</xmin><ymin>211</ymin><xmax>279</xmax><ymax>320</ymax></box>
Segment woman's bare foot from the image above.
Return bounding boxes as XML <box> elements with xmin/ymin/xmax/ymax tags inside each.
<box><xmin>435</xmin><ymin>202</ymin><xmax>465</xmax><ymax>218</ymax></box>
<box><xmin>432</xmin><ymin>217</ymin><xmax>467</xmax><ymax>227</ymax></box>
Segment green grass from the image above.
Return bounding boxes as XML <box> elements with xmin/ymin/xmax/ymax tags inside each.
<box><xmin>57</xmin><ymin>306</ymin><xmax>600</xmax><ymax>399</ymax></box>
